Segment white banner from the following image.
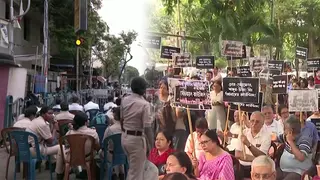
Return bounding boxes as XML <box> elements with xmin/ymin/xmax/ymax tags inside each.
<box><xmin>288</xmin><ymin>90</ymin><xmax>318</xmax><ymax>112</ymax></box>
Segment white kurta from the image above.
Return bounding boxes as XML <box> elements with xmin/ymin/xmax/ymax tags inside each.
<box><xmin>206</xmin><ymin>91</ymin><xmax>226</xmax><ymax>131</ymax></box>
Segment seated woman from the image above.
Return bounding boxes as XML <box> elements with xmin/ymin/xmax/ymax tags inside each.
<box><xmin>193</xmin><ymin>129</ymin><xmax>235</xmax><ymax>180</ymax></box>
<box><xmin>159</xmin><ymin>151</ymin><xmax>196</xmax><ymax>180</ymax></box>
<box><xmin>148</xmin><ymin>130</ymin><xmax>175</xmax><ymax>174</ymax></box>
<box><xmin>55</xmin><ymin>112</ymin><xmax>100</xmax><ymax>180</ymax></box>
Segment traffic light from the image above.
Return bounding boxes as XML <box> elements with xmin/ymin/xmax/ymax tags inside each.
<box><xmin>75</xmin><ymin>37</ymin><xmax>84</xmax><ymax>46</ymax></box>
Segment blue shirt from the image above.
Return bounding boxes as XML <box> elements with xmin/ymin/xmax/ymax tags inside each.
<box><xmin>278</xmin><ymin>123</ymin><xmax>315</xmax><ymax>175</ymax></box>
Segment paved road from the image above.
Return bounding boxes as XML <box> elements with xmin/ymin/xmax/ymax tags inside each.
<box><xmin>0</xmin><ymin>148</ymin><xmax>80</xmax><ymax>180</ymax></box>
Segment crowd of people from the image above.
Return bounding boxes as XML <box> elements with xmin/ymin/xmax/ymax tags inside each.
<box><xmin>10</xmin><ymin>66</ymin><xmax>320</xmax><ymax>180</ymax></box>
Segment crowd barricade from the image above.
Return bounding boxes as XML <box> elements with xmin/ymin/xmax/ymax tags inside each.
<box><xmin>4</xmin><ymin>96</ymin><xmax>24</xmax><ymax>128</ymax></box>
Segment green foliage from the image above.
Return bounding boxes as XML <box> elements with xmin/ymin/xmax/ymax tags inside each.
<box><xmin>122</xmin><ymin>66</ymin><xmax>140</xmax><ymax>84</ymax></box>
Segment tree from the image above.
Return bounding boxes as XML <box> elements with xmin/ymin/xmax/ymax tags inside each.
<box><xmin>144</xmin><ymin>67</ymin><xmax>163</xmax><ymax>88</ymax></box>
<box><xmin>122</xmin><ymin>66</ymin><xmax>140</xmax><ymax>84</ymax></box>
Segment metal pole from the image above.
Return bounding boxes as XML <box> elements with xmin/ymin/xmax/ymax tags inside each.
<box><xmin>269</xmin><ymin>0</ymin><xmax>274</xmax><ymax>61</ymax></box>
<box><xmin>43</xmin><ymin>0</ymin><xmax>49</xmax><ymax>94</ymax></box>
<box><xmin>76</xmin><ymin>46</ymin><xmax>80</xmax><ymax>92</ymax></box>
<box><xmin>33</xmin><ymin>46</ymin><xmax>39</xmax><ymax>93</ymax></box>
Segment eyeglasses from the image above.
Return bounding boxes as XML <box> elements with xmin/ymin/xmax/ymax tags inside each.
<box><xmin>199</xmin><ymin>139</ymin><xmax>211</xmax><ymax>146</ymax></box>
<box><xmin>252</xmin><ymin>172</ymin><xmax>275</xmax><ymax>179</ymax></box>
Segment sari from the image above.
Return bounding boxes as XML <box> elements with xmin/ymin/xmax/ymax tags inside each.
<box><xmin>198</xmin><ymin>152</ymin><xmax>235</xmax><ymax>180</ymax></box>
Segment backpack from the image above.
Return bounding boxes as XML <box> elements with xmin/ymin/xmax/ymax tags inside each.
<box><xmin>91</xmin><ymin>112</ymin><xmax>108</xmax><ymax>126</ymax></box>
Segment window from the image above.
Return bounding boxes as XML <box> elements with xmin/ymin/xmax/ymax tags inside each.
<box><xmin>5</xmin><ymin>2</ymin><xmax>10</xmax><ymax>20</ymax></box>
<box><xmin>23</xmin><ymin>17</ymin><xmax>30</xmax><ymax>41</ymax></box>
<box><xmin>40</xmin><ymin>27</ymin><xmax>44</xmax><ymax>43</ymax></box>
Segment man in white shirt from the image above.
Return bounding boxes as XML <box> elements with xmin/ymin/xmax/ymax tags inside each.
<box><xmin>84</xmin><ymin>96</ymin><xmax>99</xmax><ymax>112</ymax></box>
<box><xmin>235</xmin><ymin>111</ymin><xmax>271</xmax><ymax>178</ymax></box>
<box><xmin>262</xmin><ymin>105</ymin><xmax>283</xmax><ymax>138</ymax></box>
<box><xmin>68</xmin><ymin>96</ymin><xmax>84</xmax><ymax>112</ymax></box>
<box><xmin>103</xmin><ymin>95</ymin><xmax>117</xmax><ymax>113</ymax></box>
<box><xmin>220</xmin><ymin>110</ymin><xmax>241</xmax><ymax>154</ymax></box>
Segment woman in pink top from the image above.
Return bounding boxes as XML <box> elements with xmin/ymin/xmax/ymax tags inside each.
<box><xmin>193</xmin><ymin>129</ymin><xmax>235</xmax><ymax>180</ymax></box>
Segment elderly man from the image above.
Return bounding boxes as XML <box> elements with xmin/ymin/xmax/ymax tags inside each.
<box><xmin>251</xmin><ymin>155</ymin><xmax>276</xmax><ymax>180</ymax></box>
<box><xmin>235</xmin><ymin>111</ymin><xmax>271</xmax><ymax>178</ymax></box>
<box><xmin>276</xmin><ymin>115</ymin><xmax>315</xmax><ymax>180</ymax></box>
<box><xmin>121</xmin><ymin>77</ymin><xmax>154</xmax><ymax>180</ymax></box>
<box><xmin>262</xmin><ymin>105</ymin><xmax>283</xmax><ymax>137</ymax></box>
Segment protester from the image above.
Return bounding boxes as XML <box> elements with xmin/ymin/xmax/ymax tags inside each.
<box><xmin>193</xmin><ymin>129</ymin><xmax>235</xmax><ymax>180</ymax></box>
<box><xmin>207</xmin><ymin>81</ymin><xmax>226</xmax><ymax>131</ymax></box>
<box><xmin>277</xmin><ymin>104</ymin><xmax>289</xmax><ymax>129</ymax></box>
<box><xmin>83</xmin><ymin>96</ymin><xmax>99</xmax><ymax>111</ymax></box>
<box><xmin>262</xmin><ymin>105</ymin><xmax>283</xmax><ymax>137</ymax></box>
<box><xmin>121</xmin><ymin>77</ymin><xmax>153</xmax><ymax>180</ymax></box>
<box><xmin>276</xmin><ymin>115</ymin><xmax>313</xmax><ymax>180</ymax></box>
<box><xmin>221</xmin><ymin>110</ymin><xmax>241</xmax><ymax>155</ymax></box>
<box><xmin>235</xmin><ymin>111</ymin><xmax>271</xmax><ymax>178</ymax></box>
<box><xmin>300</xmin><ymin>78</ymin><xmax>308</xmax><ymax>89</ymax></box>
<box><xmin>173</xmin><ymin>108</ymin><xmax>188</xmax><ymax>151</ymax></box>
<box><xmin>148</xmin><ymin>130</ymin><xmax>174</xmax><ymax>174</ymax></box>
<box><xmin>205</xmin><ymin>71</ymin><xmax>213</xmax><ymax>82</ymax></box>
<box><xmin>211</xmin><ymin>67</ymin><xmax>222</xmax><ymax>82</ymax></box>
<box><xmin>251</xmin><ymin>155</ymin><xmax>276</xmax><ymax>180</ymax></box>
<box><xmin>314</xmin><ymin>69</ymin><xmax>320</xmax><ymax>85</ymax></box>
<box><xmin>308</xmin><ymin>76</ymin><xmax>315</xmax><ymax>89</ymax></box>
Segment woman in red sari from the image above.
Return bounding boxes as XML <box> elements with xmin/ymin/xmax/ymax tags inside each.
<box><xmin>148</xmin><ymin>130</ymin><xmax>175</xmax><ymax>174</ymax></box>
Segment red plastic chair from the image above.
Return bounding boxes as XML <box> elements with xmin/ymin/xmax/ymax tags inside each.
<box><xmin>59</xmin><ymin>134</ymin><xmax>96</xmax><ymax>180</ymax></box>
<box><xmin>57</xmin><ymin>119</ymin><xmax>73</xmax><ymax>136</ymax></box>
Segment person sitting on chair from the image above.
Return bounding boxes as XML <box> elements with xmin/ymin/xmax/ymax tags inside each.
<box><xmin>84</xmin><ymin>96</ymin><xmax>99</xmax><ymax>112</ymax></box>
<box><xmin>55</xmin><ymin>102</ymin><xmax>74</xmax><ymax>121</ymax></box>
<box><xmin>68</xmin><ymin>96</ymin><xmax>84</xmax><ymax>112</ymax></box>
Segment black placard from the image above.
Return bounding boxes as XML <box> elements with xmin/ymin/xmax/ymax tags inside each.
<box><xmin>252</xmin><ymin>58</ymin><xmax>267</xmax><ymax>73</ymax></box>
<box><xmin>230</xmin><ymin>92</ymin><xmax>263</xmax><ymax>112</ymax></box>
<box><xmin>196</xmin><ymin>56</ymin><xmax>214</xmax><ymax>69</ymax></box>
<box><xmin>173</xmin><ymin>53</ymin><xmax>192</xmax><ymax>67</ymax></box>
<box><xmin>268</xmin><ymin>61</ymin><xmax>284</xmax><ymax>72</ymax></box>
<box><xmin>160</xmin><ymin>46</ymin><xmax>181</xmax><ymax>59</ymax></box>
<box><xmin>310</xmin><ymin>118</ymin><xmax>320</xmax><ymax>136</ymax></box>
<box><xmin>223</xmin><ymin>77</ymin><xmax>260</xmax><ymax>103</ymax></box>
<box><xmin>272</xmin><ymin>75</ymin><xmax>288</xmax><ymax>94</ymax></box>
<box><xmin>168</xmin><ymin>79</ymin><xmax>211</xmax><ymax>110</ymax></box>
<box><xmin>307</xmin><ymin>58</ymin><xmax>320</xmax><ymax>72</ymax></box>
<box><xmin>295</xmin><ymin>46</ymin><xmax>308</xmax><ymax>60</ymax></box>
<box><xmin>236</xmin><ymin>66</ymin><xmax>252</xmax><ymax>77</ymax></box>
<box><xmin>143</xmin><ymin>36</ymin><xmax>161</xmax><ymax>49</ymax></box>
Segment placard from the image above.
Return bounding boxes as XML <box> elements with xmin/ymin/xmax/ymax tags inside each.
<box><xmin>223</xmin><ymin>77</ymin><xmax>260</xmax><ymax>103</ymax></box>
<box><xmin>272</xmin><ymin>75</ymin><xmax>288</xmax><ymax>94</ymax></box>
<box><xmin>268</xmin><ymin>61</ymin><xmax>284</xmax><ymax>72</ymax></box>
<box><xmin>251</xmin><ymin>57</ymin><xmax>267</xmax><ymax>73</ymax></box>
<box><xmin>230</xmin><ymin>92</ymin><xmax>263</xmax><ymax>112</ymax></box>
<box><xmin>168</xmin><ymin>78</ymin><xmax>211</xmax><ymax>110</ymax></box>
<box><xmin>288</xmin><ymin>90</ymin><xmax>318</xmax><ymax>112</ymax></box>
<box><xmin>307</xmin><ymin>58</ymin><xmax>320</xmax><ymax>72</ymax></box>
<box><xmin>173</xmin><ymin>53</ymin><xmax>192</xmax><ymax>67</ymax></box>
<box><xmin>221</xmin><ymin>40</ymin><xmax>243</xmax><ymax>57</ymax></box>
<box><xmin>259</xmin><ymin>68</ymin><xmax>281</xmax><ymax>82</ymax></box>
<box><xmin>295</xmin><ymin>46</ymin><xmax>308</xmax><ymax>60</ymax></box>
<box><xmin>195</xmin><ymin>56</ymin><xmax>214</xmax><ymax>69</ymax></box>
<box><xmin>236</xmin><ymin>66</ymin><xmax>252</xmax><ymax>77</ymax></box>
<box><xmin>143</xmin><ymin>36</ymin><xmax>161</xmax><ymax>49</ymax></box>
<box><xmin>310</xmin><ymin>118</ymin><xmax>320</xmax><ymax>136</ymax></box>
<box><xmin>160</xmin><ymin>46</ymin><xmax>181</xmax><ymax>59</ymax></box>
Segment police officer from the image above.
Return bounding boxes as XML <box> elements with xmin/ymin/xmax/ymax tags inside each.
<box><xmin>121</xmin><ymin>77</ymin><xmax>153</xmax><ymax>180</ymax></box>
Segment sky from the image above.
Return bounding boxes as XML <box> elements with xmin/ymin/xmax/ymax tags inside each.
<box><xmin>98</xmin><ymin>0</ymin><xmax>155</xmax><ymax>75</ymax></box>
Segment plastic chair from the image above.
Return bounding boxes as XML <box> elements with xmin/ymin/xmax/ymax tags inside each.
<box><xmin>86</xmin><ymin>109</ymin><xmax>100</xmax><ymax>122</ymax></box>
<box><xmin>92</xmin><ymin>124</ymin><xmax>107</xmax><ymax>147</ymax></box>
<box><xmin>9</xmin><ymin>131</ymin><xmax>53</xmax><ymax>180</ymax></box>
<box><xmin>59</xmin><ymin>134</ymin><xmax>96</xmax><ymax>180</ymax></box>
<box><xmin>1</xmin><ymin>127</ymin><xmax>25</xmax><ymax>180</ymax></box>
<box><xmin>275</xmin><ymin>143</ymin><xmax>285</xmax><ymax>167</ymax></box>
<box><xmin>100</xmin><ymin>134</ymin><xmax>128</xmax><ymax>180</ymax></box>
<box><xmin>231</xmin><ymin>155</ymin><xmax>241</xmax><ymax>180</ymax></box>
<box><xmin>58</xmin><ymin>120</ymin><xmax>73</xmax><ymax>136</ymax></box>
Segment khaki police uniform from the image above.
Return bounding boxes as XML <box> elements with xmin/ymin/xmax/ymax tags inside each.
<box><xmin>54</xmin><ymin>111</ymin><xmax>75</xmax><ymax>121</ymax></box>
<box><xmin>121</xmin><ymin>93</ymin><xmax>151</xmax><ymax>180</ymax></box>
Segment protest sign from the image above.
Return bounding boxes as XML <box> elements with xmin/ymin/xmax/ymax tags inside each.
<box><xmin>272</xmin><ymin>75</ymin><xmax>288</xmax><ymax>94</ymax></box>
<box><xmin>195</xmin><ymin>56</ymin><xmax>214</xmax><ymax>69</ymax></box>
<box><xmin>295</xmin><ymin>46</ymin><xmax>308</xmax><ymax>60</ymax></box>
<box><xmin>160</xmin><ymin>46</ymin><xmax>180</xmax><ymax>59</ymax></box>
<box><xmin>173</xmin><ymin>53</ymin><xmax>192</xmax><ymax>67</ymax></box>
<box><xmin>307</xmin><ymin>58</ymin><xmax>320</xmax><ymax>72</ymax></box>
<box><xmin>288</xmin><ymin>90</ymin><xmax>318</xmax><ymax>112</ymax></box>
<box><xmin>236</xmin><ymin>66</ymin><xmax>252</xmax><ymax>77</ymax></box>
<box><xmin>221</xmin><ymin>40</ymin><xmax>243</xmax><ymax>57</ymax></box>
<box><xmin>143</xmin><ymin>36</ymin><xmax>161</xmax><ymax>49</ymax></box>
<box><xmin>268</xmin><ymin>61</ymin><xmax>284</xmax><ymax>72</ymax></box>
<box><xmin>229</xmin><ymin>92</ymin><xmax>263</xmax><ymax>112</ymax></box>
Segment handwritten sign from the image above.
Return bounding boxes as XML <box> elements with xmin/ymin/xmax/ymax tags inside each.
<box><xmin>221</xmin><ymin>40</ymin><xmax>243</xmax><ymax>57</ymax></box>
<box><xmin>160</xmin><ymin>46</ymin><xmax>180</xmax><ymax>59</ymax></box>
<box><xmin>168</xmin><ymin>78</ymin><xmax>211</xmax><ymax>110</ymax></box>
<box><xmin>223</xmin><ymin>77</ymin><xmax>260</xmax><ymax>103</ymax></box>
<box><xmin>307</xmin><ymin>58</ymin><xmax>320</xmax><ymax>72</ymax></box>
<box><xmin>295</xmin><ymin>46</ymin><xmax>308</xmax><ymax>60</ymax></box>
<box><xmin>288</xmin><ymin>90</ymin><xmax>318</xmax><ymax>112</ymax></box>
<box><xmin>143</xmin><ymin>36</ymin><xmax>161</xmax><ymax>49</ymax></box>
<box><xmin>236</xmin><ymin>66</ymin><xmax>252</xmax><ymax>77</ymax></box>
<box><xmin>195</xmin><ymin>56</ymin><xmax>214</xmax><ymax>69</ymax></box>
<box><xmin>272</xmin><ymin>75</ymin><xmax>288</xmax><ymax>94</ymax></box>
<box><xmin>268</xmin><ymin>61</ymin><xmax>284</xmax><ymax>72</ymax></box>
<box><xmin>230</xmin><ymin>92</ymin><xmax>263</xmax><ymax>112</ymax></box>
<box><xmin>173</xmin><ymin>53</ymin><xmax>192</xmax><ymax>67</ymax></box>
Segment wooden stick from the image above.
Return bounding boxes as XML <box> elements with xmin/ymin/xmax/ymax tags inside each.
<box><xmin>300</xmin><ymin>111</ymin><xmax>303</xmax><ymax>123</ymax></box>
<box><xmin>186</xmin><ymin>106</ymin><xmax>196</xmax><ymax>158</ymax></box>
<box><xmin>223</xmin><ymin>105</ymin><xmax>231</xmax><ymax>147</ymax></box>
<box><xmin>238</xmin><ymin>104</ymin><xmax>246</xmax><ymax>160</ymax></box>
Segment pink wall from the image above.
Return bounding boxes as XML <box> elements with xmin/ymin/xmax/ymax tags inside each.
<box><xmin>0</xmin><ymin>66</ymin><xmax>10</xmax><ymax>130</ymax></box>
